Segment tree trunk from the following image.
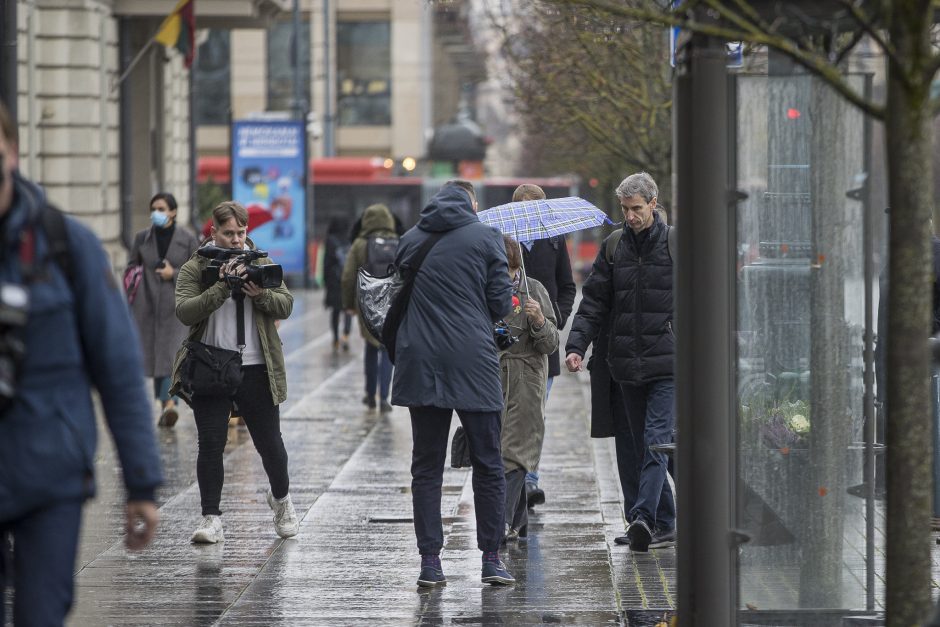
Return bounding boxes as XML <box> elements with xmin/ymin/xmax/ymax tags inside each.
<box><xmin>884</xmin><ymin>17</ymin><xmax>934</xmax><ymax>622</ymax></box>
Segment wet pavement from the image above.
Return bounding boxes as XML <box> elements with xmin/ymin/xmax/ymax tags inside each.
<box><xmin>62</xmin><ymin>290</ymin><xmax>676</xmax><ymax>626</ymax></box>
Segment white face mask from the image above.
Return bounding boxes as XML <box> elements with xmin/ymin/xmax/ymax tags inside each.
<box><xmin>150</xmin><ymin>211</ymin><xmax>170</xmax><ymax>228</ymax></box>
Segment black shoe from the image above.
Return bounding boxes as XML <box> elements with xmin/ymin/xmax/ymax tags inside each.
<box><xmin>649</xmin><ymin>527</ymin><xmax>676</xmax><ymax>549</ymax></box>
<box><xmin>525</xmin><ymin>483</ymin><xmax>545</xmax><ymax>507</ymax></box>
<box><xmin>362</xmin><ymin>394</ymin><xmax>376</xmax><ymax>409</ymax></box>
<box><xmin>614</xmin><ymin>532</ymin><xmax>631</xmax><ymax>546</ymax></box>
<box><xmin>481</xmin><ymin>560</ymin><xmax>515</xmax><ymax>585</ymax></box>
<box><xmin>627</xmin><ymin>519</ymin><xmax>652</xmax><ymax>552</ymax></box>
<box><xmin>417</xmin><ymin>565</ymin><xmax>447</xmax><ymax>588</ymax></box>
<box><xmin>379</xmin><ymin>400</ymin><xmax>393</xmax><ymax>413</ymax></box>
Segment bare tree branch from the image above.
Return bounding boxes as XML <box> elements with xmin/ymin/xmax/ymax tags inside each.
<box><xmin>556</xmin><ymin>0</ymin><xmax>887</xmax><ymax>119</ymax></box>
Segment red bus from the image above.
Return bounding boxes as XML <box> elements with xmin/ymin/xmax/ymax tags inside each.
<box><xmin>196</xmin><ymin>156</ymin><xmax>592</xmax><ymax>279</ymax></box>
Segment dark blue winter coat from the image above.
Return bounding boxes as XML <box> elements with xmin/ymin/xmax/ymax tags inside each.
<box><xmin>391</xmin><ymin>185</ymin><xmax>512</xmax><ymax>412</ymax></box>
<box><xmin>0</xmin><ymin>173</ymin><xmax>163</xmax><ymax>522</ymax></box>
<box><xmin>566</xmin><ymin>211</ymin><xmax>674</xmax><ymax>385</ymax></box>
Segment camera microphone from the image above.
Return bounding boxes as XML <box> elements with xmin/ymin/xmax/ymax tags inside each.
<box><xmin>196</xmin><ymin>245</ymin><xmax>244</xmax><ymax>260</ymax></box>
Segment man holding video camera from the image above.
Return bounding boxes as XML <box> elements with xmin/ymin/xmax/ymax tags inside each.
<box><xmin>171</xmin><ymin>200</ymin><xmax>297</xmax><ymax>544</ymax></box>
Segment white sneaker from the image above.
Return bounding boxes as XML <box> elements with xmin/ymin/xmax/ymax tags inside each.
<box><xmin>266</xmin><ymin>490</ymin><xmax>299</xmax><ymax>538</ymax></box>
<box><xmin>191</xmin><ymin>515</ymin><xmax>224</xmax><ymax>544</ymax></box>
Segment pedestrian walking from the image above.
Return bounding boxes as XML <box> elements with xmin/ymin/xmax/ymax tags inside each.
<box><xmin>498</xmin><ymin>236</ymin><xmax>558</xmax><ymax>543</ymax></box>
<box><xmin>127</xmin><ymin>192</ymin><xmax>200</xmax><ymax>427</ymax></box>
<box><xmin>390</xmin><ymin>181</ymin><xmax>516</xmax><ymax>587</ymax></box>
<box><xmin>0</xmin><ymin>101</ymin><xmax>162</xmax><ymax>626</ymax></box>
<box><xmin>565</xmin><ymin>172</ymin><xmax>676</xmax><ymax>552</ymax></box>
<box><xmin>342</xmin><ymin>203</ymin><xmax>398</xmax><ymax>413</ymax></box>
<box><xmin>171</xmin><ymin>200</ymin><xmax>298</xmax><ymax>544</ymax></box>
<box><xmin>323</xmin><ymin>217</ymin><xmax>352</xmax><ymax>353</ymax></box>
<box><xmin>509</xmin><ymin>184</ymin><xmax>576</xmax><ymax>509</ymax></box>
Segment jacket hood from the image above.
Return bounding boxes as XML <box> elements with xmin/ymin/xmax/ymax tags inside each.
<box><xmin>361</xmin><ymin>204</ymin><xmax>395</xmax><ymax>236</ymax></box>
<box><xmin>417</xmin><ymin>185</ymin><xmax>479</xmax><ymax>233</ymax></box>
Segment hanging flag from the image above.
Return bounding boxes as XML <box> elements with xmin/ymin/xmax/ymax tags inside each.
<box><xmin>154</xmin><ymin>0</ymin><xmax>195</xmax><ymax>68</ymax></box>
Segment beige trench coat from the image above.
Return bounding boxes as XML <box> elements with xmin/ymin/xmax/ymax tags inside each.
<box><xmin>499</xmin><ymin>275</ymin><xmax>558</xmax><ymax>473</ymax></box>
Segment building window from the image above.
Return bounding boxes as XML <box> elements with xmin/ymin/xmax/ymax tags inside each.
<box><xmin>336</xmin><ymin>21</ymin><xmax>391</xmax><ymax>126</ymax></box>
<box><xmin>193</xmin><ymin>30</ymin><xmax>231</xmax><ymax>126</ymax></box>
<box><xmin>267</xmin><ymin>20</ymin><xmax>311</xmax><ymax>113</ymax></box>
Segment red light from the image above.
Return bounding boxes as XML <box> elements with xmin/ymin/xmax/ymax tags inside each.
<box><xmin>787</xmin><ymin>108</ymin><xmax>801</xmax><ymax>120</ymax></box>
<box><xmin>589</xmin><ymin>178</ymin><xmax>599</xmax><ymax>188</ymax></box>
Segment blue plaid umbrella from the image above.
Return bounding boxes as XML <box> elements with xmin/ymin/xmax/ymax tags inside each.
<box><xmin>477</xmin><ymin>196</ymin><xmax>612</xmax><ymax>241</ymax></box>
<box><xmin>478</xmin><ymin>196</ymin><xmax>612</xmax><ymax>293</ymax></box>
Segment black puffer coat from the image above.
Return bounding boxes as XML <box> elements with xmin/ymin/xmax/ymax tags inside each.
<box><xmin>566</xmin><ymin>213</ymin><xmax>674</xmax><ymax>385</ymax></box>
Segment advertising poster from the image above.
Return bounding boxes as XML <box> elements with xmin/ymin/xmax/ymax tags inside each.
<box><xmin>231</xmin><ymin>120</ymin><xmax>307</xmax><ymax>274</ymax></box>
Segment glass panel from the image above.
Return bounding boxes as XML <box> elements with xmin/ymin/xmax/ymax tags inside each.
<box><xmin>336</xmin><ymin>21</ymin><xmax>391</xmax><ymax>126</ymax></box>
<box><xmin>735</xmin><ymin>74</ymin><xmax>879</xmax><ymax>619</ymax></box>
<box><xmin>193</xmin><ymin>30</ymin><xmax>231</xmax><ymax>126</ymax></box>
<box><xmin>267</xmin><ymin>20</ymin><xmax>311</xmax><ymax>112</ymax></box>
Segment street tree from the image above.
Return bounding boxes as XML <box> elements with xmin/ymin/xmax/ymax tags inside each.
<box><xmin>483</xmin><ymin>1</ymin><xmax>672</xmax><ymax>213</ymax></box>
<box><xmin>551</xmin><ymin>0</ymin><xmax>939</xmax><ymax>623</ymax></box>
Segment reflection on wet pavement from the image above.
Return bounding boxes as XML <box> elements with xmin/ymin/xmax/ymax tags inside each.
<box><xmin>65</xmin><ymin>291</ymin><xmax>674</xmax><ymax>626</ymax></box>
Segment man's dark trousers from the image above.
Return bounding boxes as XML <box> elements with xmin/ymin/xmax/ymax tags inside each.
<box><xmin>616</xmin><ymin>379</ymin><xmax>676</xmax><ymax>532</ymax></box>
<box><xmin>410</xmin><ymin>406</ymin><xmax>505</xmax><ymax>554</ymax></box>
<box><xmin>0</xmin><ymin>499</ymin><xmax>83</xmax><ymax>626</ymax></box>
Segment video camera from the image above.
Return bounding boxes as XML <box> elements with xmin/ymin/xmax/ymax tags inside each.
<box><xmin>198</xmin><ymin>245</ymin><xmax>284</xmax><ymax>292</ymax></box>
<box><xmin>493</xmin><ymin>319</ymin><xmax>518</xmax><ymax>351</ymax></box>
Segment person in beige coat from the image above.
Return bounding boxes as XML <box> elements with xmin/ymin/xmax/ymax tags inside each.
<box><xmin>498</xmin><ymin>236</ymin><xmax>558</xmax><ymax>542</ymax></box>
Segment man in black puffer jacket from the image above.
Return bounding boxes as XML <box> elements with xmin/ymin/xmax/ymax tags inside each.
<box><xmin>565</xmin><ymin>172</ymin><xmax>675</xmax><ymax>553</ymax></box>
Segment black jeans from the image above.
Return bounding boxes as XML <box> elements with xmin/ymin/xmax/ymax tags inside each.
<box><xmin>410</xmin><ymin>406</ymin><xmax>505</xmax><ymax>554</ymax></box>
<box><xmin>191</xmin><ymin>365</ymin><xmax>290</xmax><ymax>516</ymax></box>
<box><xmin>330</xmin><ymin>308</ymin><xmax>352</xmax><ymax>343</ymax></box>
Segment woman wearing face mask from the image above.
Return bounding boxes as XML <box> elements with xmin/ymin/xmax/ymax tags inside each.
<box><xmin>127</xmin><ymin>192</ymin><xmax>200</xmax><ymax>426</ymax></box>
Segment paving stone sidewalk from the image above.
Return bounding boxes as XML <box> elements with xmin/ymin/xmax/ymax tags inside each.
<box><xmin>65</xmin><ymin>291</ymin><xmax>676</xmax><ymax>626</ymax></box>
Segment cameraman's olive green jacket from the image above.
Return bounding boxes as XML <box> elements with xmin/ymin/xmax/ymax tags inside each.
<box><xmin>169</xmin><ymin>241</ymin><xmax>293</xmax><ymax>405</ymax></box>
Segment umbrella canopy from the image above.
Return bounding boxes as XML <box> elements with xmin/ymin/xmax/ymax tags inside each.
<box><xmin>477</xmin><ymin>196</ymin><xmax>612</xmax><ymax>241</ymax></box>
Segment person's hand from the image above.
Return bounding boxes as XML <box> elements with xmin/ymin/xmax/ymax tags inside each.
<box><xmin>345</xmin><ymin>308</ymin><xmax>356</xmax><ymax>317</ymax></box>
<box><xmin>125</xmin><ymin>500</ymin><xmax>159</xmax><ymax>550</ymax></box>
<box><xmin>565</xmin><ymin>352</ymin><xmax>583</xmax><ymax>372</ymax></box>
<box><xmin>524</xmin><ymin>297</ymin><xmax>545</xmax><ymax>327</ymax></box>
<box><xmin>156</xmin><ymin>260</ymin><xmax>175</xmax><ymax>281</ymax></box>
<box><xmin>243</xmin><ymin>281</ymin><xmax>264</xmax><ymax>299</ymax></box>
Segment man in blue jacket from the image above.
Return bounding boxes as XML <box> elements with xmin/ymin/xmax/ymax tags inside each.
<box><xmin>0</xmin><ymin>103</ymin><xmax>162</xmax><ymax>626</ymax></box>
<box><xmin>391</xmin><ymin>181</ymin><xmax>515</xmax><ymax>587</ymax></box>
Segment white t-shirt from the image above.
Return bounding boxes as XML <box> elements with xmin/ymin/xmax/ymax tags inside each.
<box><xmin>202</xmin><ymin>242</ymin><xmax>265</xmax><ymax>366</ymax></box>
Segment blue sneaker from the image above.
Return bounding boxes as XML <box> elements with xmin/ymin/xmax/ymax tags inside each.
<box><xmin>481</xmin><ymin>559</ymin><xmax>515</xmax><ymax>585</ymax></box>
<box><xmin>417</xmin><ymin>565</ymin><xmax>447</xmax><ymax>587</ymax></box>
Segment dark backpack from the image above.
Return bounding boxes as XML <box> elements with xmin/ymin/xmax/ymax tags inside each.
<box><xmin>364</xmin><ymin>235</ymin><xmax>399</xmax><ymax>276</ymax></box>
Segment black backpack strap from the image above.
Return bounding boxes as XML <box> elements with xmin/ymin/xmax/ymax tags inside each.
<box><xmin>666</xmin><ymin>225</ymin><xmax>676</xmax><ymax>264</ymax></box>
<box><xmin>604</xmin><ymin>228</ymin><xmax>624</xmax><ymax>265</ymax></box>
<box><xmin>39</xmin><ymin>204</ymin><xmax>76</xmax><ymax>288</ymax></box>
<box><xmin>401</xmin><ymin>231</ymin><xmax>445</xmax><ymax>278</ymax></box>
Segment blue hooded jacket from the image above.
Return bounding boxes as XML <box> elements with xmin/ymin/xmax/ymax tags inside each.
<box><xmin>391</xmin><ymin>185</ymin><xmax>512</xmax><ymax>412</ymax></box>
<box><xmin>0</xmin><ymin>173</ymin><xmax>163</xmax><ymax>522</ymax></box>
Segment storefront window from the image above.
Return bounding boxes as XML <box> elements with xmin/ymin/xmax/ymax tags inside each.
<box><xmin>336</xmin><ymin>21</ymin><xmax>391</xmax><ymax>126</ymax></box>
<box><xmin>267</xmin><ymin>21</ymin><xmax>311</xmax><ymax>113</ymax></box>
<box><xmin>193</xmin><ymin>30</ymin><xmax>230</xmax><ymax>126</ymax></box>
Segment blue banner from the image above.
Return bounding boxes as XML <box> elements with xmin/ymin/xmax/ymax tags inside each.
<box><xmin>231</xmin><ymin>120</ymin><xmax>307</xmax><ymax>274</ymax></box>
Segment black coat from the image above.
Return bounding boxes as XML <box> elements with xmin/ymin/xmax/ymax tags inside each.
<box><xmin>521</xmin><ymin>237</ymin><xmax>576</xmax><ymax>378</ymax></box>
<box><xmin>322</xmin><ymin>234</ymin><xmax>348</xmax><ymax>310</ymax></box>
<box><xmin>567</xmin><ymin>213</ymin><xmax>674</xmax><ymax>385</ymax></box>
<box><xmin>390</xmin><ymin>185</ymin><xmax>513</xmax><ymax>412</ymax></box>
